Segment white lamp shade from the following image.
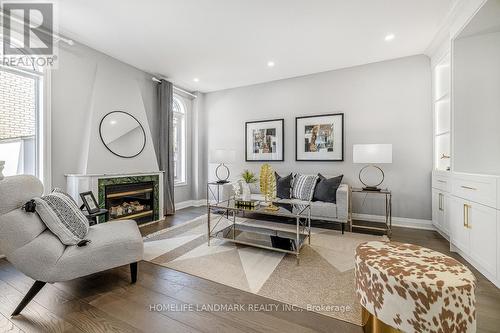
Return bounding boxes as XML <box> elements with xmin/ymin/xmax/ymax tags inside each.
<box><xmin>353</xmin><ymin>144</ymin><xmax>392</xmax><ymax>164</ymax></box>
<box><xmin>210</xmin><ymin>149</ymin><xmax>236</xmax><ymax>164</ymax></box>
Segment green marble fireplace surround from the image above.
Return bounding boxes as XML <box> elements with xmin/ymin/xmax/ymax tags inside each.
<box><xmin>98</xmin><ymin>175</ymin><xmax>160</xmax><ymax>224</ymax></box>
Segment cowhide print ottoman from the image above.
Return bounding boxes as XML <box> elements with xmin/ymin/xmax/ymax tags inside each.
<box><xmin>355</xmin><ymin>241</ymin><xmax>476</xmax><ymax>333</ymax></box>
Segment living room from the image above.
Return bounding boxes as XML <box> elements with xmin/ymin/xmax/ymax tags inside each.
<box><xmin>0</xmin><ymin>0</ymin><xmax>499</xmax><ymax>332</ymax></box>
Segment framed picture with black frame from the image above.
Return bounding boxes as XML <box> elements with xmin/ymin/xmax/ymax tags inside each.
<box><xmin>80</xmin><ymin>191</ymin><xmax>100</xmax><ymax>214</ymax></box>
<box><xmin>245</xmin><ymin>119</ymin><xmax>284</xmax><ymax>161</ymax></box>
<box><xmin>295</xmin><ymin>113</ymin><xmax>344</xmax><ymax>161</ymax></box>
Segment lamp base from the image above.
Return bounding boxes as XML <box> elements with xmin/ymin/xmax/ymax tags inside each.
<box><xmin>215</xmin><ymin>164</ymin><xmax>230</xmax><ymax>184</ymax></box>
<box><xmin>362</xmin><ymin>186</ymin><xmax>382</xmax><ymax>192</ymax></box>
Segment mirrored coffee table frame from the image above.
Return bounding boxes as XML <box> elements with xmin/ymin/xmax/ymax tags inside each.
<box><xmin>207</xmin><ymin>199</ymin><xmax>311</xmax><ymax>263</ymax></box>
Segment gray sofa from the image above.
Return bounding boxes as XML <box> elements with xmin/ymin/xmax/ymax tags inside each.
<box><xmin>221</xmin><ymin>176</ymin><xmax>350</xmax><ymax>233</ymax></box>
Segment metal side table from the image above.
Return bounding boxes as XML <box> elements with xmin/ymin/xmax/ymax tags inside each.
<box><xmin>350</xmin><ymin>188</ymin><xmax>392</xmax><ymax>238</ymax></box>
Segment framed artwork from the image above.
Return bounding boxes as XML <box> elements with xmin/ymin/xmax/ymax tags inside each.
<box><xmin>80</xmin><ymin>191</ymin><xmax>100</xmax><ymax>214</ymax></box>
<box><xmin>245</xmin><ymin>119</ymin><xmax>284</xmax><ymax>161</ymax></box>
<box><xmin>295</xmin><ymin>113</ymin><xmax>344</xmax><ymax>161</ymax></box>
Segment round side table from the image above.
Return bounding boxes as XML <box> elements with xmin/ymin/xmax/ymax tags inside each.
<box><xmin>355</xmin><ymin>241</ymin><xmax>476</xmax><ymax>333</ymax></box>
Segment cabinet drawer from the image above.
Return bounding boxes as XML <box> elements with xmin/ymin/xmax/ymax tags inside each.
<box><xmin>452</xmin><ymin>175</ymin><xmax>497</xmax><ymax>208</ymax></box>
<box><xmin>432</xmin><ymin>174</ymin><xmax>451</xmax><ymax>192</ymax></box>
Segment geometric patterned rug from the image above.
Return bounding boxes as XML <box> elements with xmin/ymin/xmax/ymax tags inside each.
<box><xmin>143</xmin><ymin>215</ymin><xmax>386</xmax><ymax>325</ymax></box>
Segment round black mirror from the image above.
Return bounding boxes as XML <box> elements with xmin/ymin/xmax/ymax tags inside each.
<box><xmin>99</xmin><ymin>111</ymin><xmax>146</xmax><ymax>158</ymax></box>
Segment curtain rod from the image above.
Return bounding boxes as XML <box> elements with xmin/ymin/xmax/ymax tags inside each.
<box><xmin>152</xmin><ymin>77</ymin><xmax>197</xmax><ymax>98</ymax></box>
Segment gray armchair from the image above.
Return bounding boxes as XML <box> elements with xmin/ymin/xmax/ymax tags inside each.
<box><xmin>0</xmin><ymin>175</ymin><xmax>144</xmax><ymax>316</ymax></box>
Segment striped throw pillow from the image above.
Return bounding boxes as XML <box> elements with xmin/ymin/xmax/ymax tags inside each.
<box><xmin>34</xmin><ymin>192</ymin><xmax>90</xmax><ymax>245</ymax></box>
<box><xmin>292</xmin><ymin>174</ymin><xmax>319</xmax><ymax>201</ymax></box>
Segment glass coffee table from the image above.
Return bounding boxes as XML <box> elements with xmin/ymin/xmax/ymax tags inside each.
<box><xmin>208</xmin><ymin>199</ymin><xmax>311</xmax><ymax>263</ymax></box>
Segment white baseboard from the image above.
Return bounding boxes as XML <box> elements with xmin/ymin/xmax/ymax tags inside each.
<box><xmin>176</xmin><ymin>199</ymin><xmax>206</xmax><ymax>210</ymax></box>
<box><xmin>352</xmin><ymin>213</ymin><xmax>435</xmax><ymax>231</ymax></box>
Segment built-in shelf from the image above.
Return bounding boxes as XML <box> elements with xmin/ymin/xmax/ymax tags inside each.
<box><xmin>433</xmin><ymin>53</ymin><xmax>451</xmax><ymax>171</ymax></box>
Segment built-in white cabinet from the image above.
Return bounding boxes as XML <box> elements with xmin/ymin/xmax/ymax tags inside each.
<box><xmin>432</xmin><ymin>189</ymin><xmax>449</xmax><ymax>236</ymax></box>
<box><xmin>448</xmin><ymin>195</ymin><xmax>469</xmax><ymax>253</ymax></box>
<box><xmin>429</xmin><ymin>0</ymin><xmax>500</xmax><ymax>289</ymax></box>
<box><xmin>469</xmin><ymin>203</ymin><xmax>497</xmax><ymax>275</ymax></box>
<box><xmin>431</xmin><ymin>171</ymin><xmax>451</xmax><ymax>238</ymax></box>
<box><xmin>435</xmin><ymin>172</ymin><xmax>500</xmax><ymax>287</ymax></box>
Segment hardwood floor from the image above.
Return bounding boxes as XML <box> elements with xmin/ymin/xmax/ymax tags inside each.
<box><xmin>0</xmin><ymin>206</ymin><xmax>499</xmax><ymax>333</ymax></box>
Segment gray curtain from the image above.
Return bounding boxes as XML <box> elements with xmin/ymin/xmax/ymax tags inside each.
<box><xmin>158</xmin><ymin>80</ymin><xmax>175</xmax><ymax>215</ymax></box>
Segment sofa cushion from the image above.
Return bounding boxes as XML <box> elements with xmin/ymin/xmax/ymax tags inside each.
<box><xmin>275</xmin><ymin>173</ymin><xmax>293</xmax><ymax>199</ymax></box>
<box><xmin>34</xmin><ymin>192</ymin><xmax>89</xmax><ymax>246</ymax></box>
<box><xmin>310</xmin><ymin>201</ymin><xmax>338</xmax><ymax>219</ymax></box>
<box><xmin>51</xmin><ymin>220</ymin><xmax>143</xmax><ymax>282</ymax></box>
<box><xmin>292</xmin><ymin>174</ymin><xmax>319</xmax><ymax>201</ymax></box>
<box><xmin>313</xmin><ymin>174</ymin><xmax>343</xmax><ymax>203</ymax></box>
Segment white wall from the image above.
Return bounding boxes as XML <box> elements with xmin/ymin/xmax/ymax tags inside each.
<box><xmin>204</xmin><ymin>55</ymin><xmax>433</xmax><ymax>220</ymax></box>
<box><xmin>453</xmin><ymin>31</ymin><xmax>500</xmax><ymax>175</ymax></box>
<box><xmin>51</xmin><ymin>42</ymin><xmax>159</xmax><ymax>189</ymax></box>
<box><xmin>51</xmin><ymin>41</ymin><xmax>199</xmax><ymax>205</ymax></box>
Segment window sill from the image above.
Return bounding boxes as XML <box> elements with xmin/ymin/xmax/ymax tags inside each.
<box><xmin>175</xmin><ymin>182</ymin><xmax>188</xmax><ymax>188</ymax></box>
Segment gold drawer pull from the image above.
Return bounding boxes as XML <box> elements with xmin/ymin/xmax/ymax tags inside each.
<box><xmin>463</xmin><ymin>204</ymin><xmax>472</xmax><ymax>229</ymax></box>
<box><xmin>463</xmin><ymin>204</ymin><xmax>467</xmax><ymax>228</ymax></box>
<box><xmin>461</xmin><ymin>185</ymin><xmax>477</xmax><ymax>191</ymax></box>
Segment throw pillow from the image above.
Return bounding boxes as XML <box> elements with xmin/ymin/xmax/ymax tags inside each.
<box><xmin>52</xmin><ymin>188</ymin><xmax>78</xmax><ymax>204</ymax></box>
<box><xmin>313</xmin><ymin>174</ymin><xmax>343</xmax><ymax>203</ymax></box>
<box><xmin>34</xmin><ymin>192</ymin><xmax>90</xmax><ymax>245</ymax></box>
<box><xmin>275</xmin><ymin>173</ymin><xmax>293</xmax><ymax>199</ymax></box>
<box><xmin>292</xmin><ymin>174</ymin><xmax>319</xmax><ymax>201</ymax></box>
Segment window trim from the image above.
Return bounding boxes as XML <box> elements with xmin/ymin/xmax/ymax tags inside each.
<box><xmin>173</xmin><ymin>95</ymin><xmax>187</xmax><ymax>187</ymax></box>
<box><xmin>0</xmin><ymin>64</ymin><xmax>51</xmax><ymax>189</ymax></box>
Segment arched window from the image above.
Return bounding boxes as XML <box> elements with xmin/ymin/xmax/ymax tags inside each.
<box><xmin>172</xmin><ymin>96</ymin><xmax>186</xmax><ymax>185</ymax></box>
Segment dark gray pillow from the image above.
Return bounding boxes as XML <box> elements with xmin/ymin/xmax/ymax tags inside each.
<box><xmin>275</xmin><ymin>173</ymin><xmax>293</xmax><ymax>199</ymax></box>
<box><xmin>313</xmin><ymin>174</ymin><xmax>343</xmax><ymax>203</ymax></box>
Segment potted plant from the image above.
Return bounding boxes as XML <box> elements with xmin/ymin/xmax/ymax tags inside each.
<box><xmin>238</xmin><ymin>170</ymin><xmax>256</xmax><ymax>201</ymax></box>
<box><xmin>241</xmin><ymin>170</ymin><xmax>257</xmax><ymax>183</ymax></box>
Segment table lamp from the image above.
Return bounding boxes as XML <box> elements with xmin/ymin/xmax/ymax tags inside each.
<box><xmin>353</xmin><ymin>144</ymin><xmax>392</xmax><ymax>191</ymax></box>
<box><xmin>210</xmin><ymin>149</ymin><xmax>236</xmax><ymax>183</ymax></box>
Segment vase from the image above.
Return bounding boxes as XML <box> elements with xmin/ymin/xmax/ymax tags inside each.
<box><xmin>241</xmin><ymin>182</ymin><xmax>251</xmax><ymax>201</ymax></box>
<box><xmin>0</xmin><ymin>161</ymin><xmax>4</xmax><ymax>181</ymax></box>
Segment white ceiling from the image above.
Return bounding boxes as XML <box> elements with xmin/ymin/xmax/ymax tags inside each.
<box><xmin>58</xmin><ymin>0</ymin><xmax>454</xmax><ymax>92</ymax></box>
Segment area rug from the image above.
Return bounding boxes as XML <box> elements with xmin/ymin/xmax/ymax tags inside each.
<box><xmin>143</xmin><ymin>215</ymin><xmax>387</xmax><ymax>325</ymax></box>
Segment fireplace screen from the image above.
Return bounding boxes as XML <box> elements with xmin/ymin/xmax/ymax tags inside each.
<box><xmin>104</xmin><ymin>181</ymin><xmax>155</xmax><ymax>224</ymax></box>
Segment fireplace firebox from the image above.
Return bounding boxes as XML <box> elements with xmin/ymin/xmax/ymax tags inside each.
<box><xmin>104</xmin><ymin>181</ymin><xmax>155</xmax><ymax>224</ymax></box>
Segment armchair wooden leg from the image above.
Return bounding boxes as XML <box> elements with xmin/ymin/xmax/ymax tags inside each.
<box><xmin>130</xmin><ymin>262</ymin><xmax>138</xmax><ymax>284</ymax></box>
<box><xmin>11</xmin><ymin>281</ymin><xmax>46</xmax><ymax>316</ymax></box>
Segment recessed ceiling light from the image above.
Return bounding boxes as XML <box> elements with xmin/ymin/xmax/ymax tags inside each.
<box><xmin>385</xmin><ymin>34</ymin><xmax>395</xmax><ymax>41</ymax></box>
<box><xmin>193</xmin><ymin>78</ymin><xmax>199</xmax><ymax>82</ymax></box>
<box><xmin>267</xmin><ymin>61</ymin><xmax>275</xmax><ymax>67</ymax></box>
